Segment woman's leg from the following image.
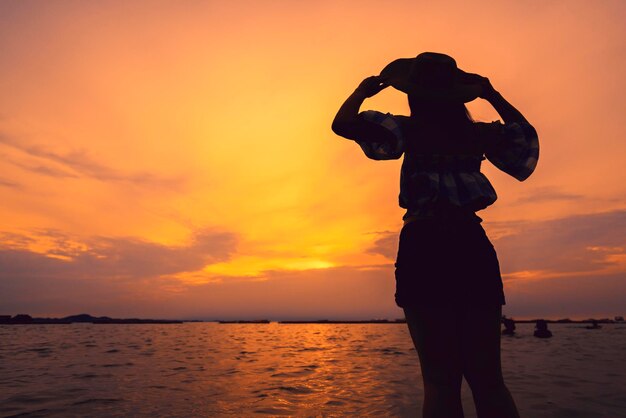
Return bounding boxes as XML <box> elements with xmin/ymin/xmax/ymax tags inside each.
<box><xmin>404</xmin><ymin>305</ymin><xmax>465</xmax><ymax>418</ymax></box>
<box><xmin>460</xmin><ymin>304</ymin><xmax>520</xmax><ymax>418</ymax></box>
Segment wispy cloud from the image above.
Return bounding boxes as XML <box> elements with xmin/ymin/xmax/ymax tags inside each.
<box><xmin>503</xmin><ymin>272</ymin><xmax>626</xmax><ymax>319</ymax></box>
<box><xmin>366</xmin><ymin>231</ymin><xmax>398</xmax><ymax>260</ymax></box>
<box><xmin>0</xmin><ymin>133</ymin><xmax>184</xmax><ymax>189</ymax></box>
<box><xmin>492</xmin><ymin>210</ymin><xmax>626</xmax><ymax>276</ymax></box>
<box><xmin>3</xmin><ymin>155</ymin><xmax>79</xmax><ymax>179</ymax></box>
<box><xmin>0</xmin><ymin>228</ymin><xmax>238</xmax><ymax>282</ymax></box>
<box><xmin>512</xmin><ymin>186</ymin><xmax>585</xmax><ymax>204</ymax></box>
<box><xmin>0</xmin><ymin>177</ymin><xmax>20</xmax><ymax>188</ymax></box>
<box><xmin>364</xmin><ymin>210</ymin><xmax>626</xmax><ymax>278</ymax></box>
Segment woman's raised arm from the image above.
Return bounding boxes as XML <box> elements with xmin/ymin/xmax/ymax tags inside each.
<box><xmin>476</xmin><ymin>77</ymin><xmax>539</xmax><ymax>181</ymax></box>
<box><xmin>478</xmin><ymin>77</ymin><xmax>529</xmax><ymax>125</ymax></box>
<box><xmin>331</xmin><ymin>76</ymin><xmax>392</xmax><ymax>143</ymax></box>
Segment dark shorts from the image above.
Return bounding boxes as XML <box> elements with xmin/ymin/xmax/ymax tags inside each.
<box><xmin>394</xmin><ymin>217</ymin><xmax>506</xmax><ymax>309</ymax></box>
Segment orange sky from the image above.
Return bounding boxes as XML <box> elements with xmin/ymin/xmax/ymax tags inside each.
<box><xmin>1</xmin><ymin>1</ymin><xmax>625</xmax><ymax>320</ymax></box>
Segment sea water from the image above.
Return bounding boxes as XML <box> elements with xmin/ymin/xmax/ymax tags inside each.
<box><xmin>1</xmin><ymin>323</ymin><xmax>625</xmax><ymax>417</ymax></box>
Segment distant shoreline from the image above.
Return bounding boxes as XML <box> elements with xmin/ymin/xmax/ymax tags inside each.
<box><xmin>0</xmin><ymin>313</ymin><xmax>184</xmax><ymax>325</ymax></box>
<box><xmin>1</xmin><ymin>313</ymin><xmax>623</xmax><ymax>325</ymax></box>
<box><xmin>243</xmin><ymin>318</ymin><xmax>624</xmax><ymax>325</ymax></box>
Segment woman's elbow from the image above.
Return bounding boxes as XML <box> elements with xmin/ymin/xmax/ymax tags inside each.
<box><xmin>331</xmin><ymin>119</ymin><xmax>342</xmax><ymax>135</ymax></box>
<box><xmin>331</xmin><ymin>120</ymin><xmax>352</xmax><ymax>138</ymax></box>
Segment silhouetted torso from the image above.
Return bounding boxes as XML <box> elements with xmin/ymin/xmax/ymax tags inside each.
<box><xmin>398</xmin><ymin>116</ymin><xmax>489</xmax><ymax>155</ymax></box>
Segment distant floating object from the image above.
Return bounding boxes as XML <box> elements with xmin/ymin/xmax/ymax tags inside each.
<box><xmin>585</xmin><ymin>320</ymin><xmax>602</xmax><ymax>330</ymax></box>
<box><xmin>534</xmin><ymin>319</ymin><xmax>552</xmax><ymax>338</ymax></box>
<box><xmin>501</xmin><ymin>316</ymin><xmax>516</xmax><ymax>336</ymax></box>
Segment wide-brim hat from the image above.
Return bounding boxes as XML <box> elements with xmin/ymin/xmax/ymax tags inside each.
<box><xmin>380</xmin><ymin>52</ymin><xmax>482</xmax><ymax>103</ymax></box>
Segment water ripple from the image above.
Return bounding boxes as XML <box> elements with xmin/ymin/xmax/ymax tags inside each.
<box><xmin>0</xmin><ymin>323</ymin><xmax>624</xmax><ymax>417</ymax></box>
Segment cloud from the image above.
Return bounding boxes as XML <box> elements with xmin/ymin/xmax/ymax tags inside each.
<box><xmin>0</xmin><ymin>228</ymin><xmax>238</xmax><ymax>281</ymax></box>
<box><xmin>503</xmin><ymin>272</ymin><xmax>626</xmax><ymax>319</ymax></box>
<box><xmin>0</xmin><ymin>177</ymin><xmax>20</xmax><ymax>188</ymax></box>
<box><xmin>366</xmin><ymin>209</ymin><xmax>626</xmax><ymax>276</ymax></box>
<box><xmin>365</xmin><ymin>210</ymin><xmax>626</xmax><ymax>274</ymax></box>
<box><xmin>366</xmin><ymin>231</ymin><xmax>398</xmax><ymax>260</ymax></box>
<box><xmin>0</xmin><ymin>228</ymin><xmax>239</xmax><ymax>315</ymax></box>
<box><xmin>512</xmin><ymin>186</ymin><xmax>584</xmax><ymax>204</ymax></box>
<box><xmin>4</xmin><ymin>156</ymin><xmax>80</xmax><ymax>179</ymax></box>
<box><xmin>2</xmin><ymin>211</ymin><xmax>625</xmax><ymax>320</ymax></box>
<box><xmin>491</xmin><ymin>210</ymin><xmax>626</xmax><ymax>275</ymax></box>
<box><xmin>0</xmin><ymin>133</ymin><xmax>183</xmax><ymax>189</ymax></box>
<box><xmin>362</xmin><ymin>210</ymin><xmax>626</xmax><ymax>318</ymax></box>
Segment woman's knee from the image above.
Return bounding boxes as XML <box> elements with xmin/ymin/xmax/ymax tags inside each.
<box><xmin>464</xmin><ymin>372</ymin><xmax>506</xmax><ymax>397</ymax></box>
<box><xmin>422</xmin><ymin>377</ymin><xmax>463</xmax><ymax>406</ymax></box>
<box><xmin>422</xmin><ymin>365</ymin><xmax>463</xmax><ymax>389</ymax></box>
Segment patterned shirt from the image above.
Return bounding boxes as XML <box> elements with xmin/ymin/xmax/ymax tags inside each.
<box><xmin>355</xmin><ymin>110</ymin><xmax>539</xmax><ymax>219</ymax></box>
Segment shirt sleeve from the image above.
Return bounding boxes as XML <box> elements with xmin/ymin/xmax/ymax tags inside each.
<box><xmin>483</xmin><ymin>120</ymin><xmax>539</xmax><ymax>181</ymax></box>
<box><xmin>354</xmin><ymin>110</ymin><xmax>405</xmax><ymax>161</ymax></box>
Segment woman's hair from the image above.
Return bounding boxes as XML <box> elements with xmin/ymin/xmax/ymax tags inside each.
<box><xmin>408</xmin><ymin>94</ymin><xmax>475</xmax><ymax>126</ymax></box>
<box><xmin>407</xmin><ymin>95</ymin><xmax>477</xmax><ymax>153</ymax></box>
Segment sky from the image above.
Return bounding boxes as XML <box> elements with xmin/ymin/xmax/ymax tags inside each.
<box><xmin>0</xmin><ymin>0</ymin><xmax>625</xmax><ymax>320</ymax></box>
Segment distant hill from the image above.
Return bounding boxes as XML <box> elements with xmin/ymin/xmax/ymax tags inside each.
<box><xmin>0</xmin><ymin>313</ymin><xmax>182</xmax><ymax>324</ymax></box>
<box><xmin>62</xmin><ymin>313</ymin><xmax>112</xmax><ymax>323</ymax></box>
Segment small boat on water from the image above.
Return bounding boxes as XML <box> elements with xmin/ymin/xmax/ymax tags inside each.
<box><xmin>534</xmin><ymin>319</ymin><xmax>553</xmax><ymax>338</ymax></box>
<box><xmin>585</xmin><ymin>320</ymin><xmax>602</xmax><ymax>329</ymax></box>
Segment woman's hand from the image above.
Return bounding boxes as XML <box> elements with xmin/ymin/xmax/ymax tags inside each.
<box><xmin>332</xmin><ymin>75</ymin><xmax>390</xmax><ymax>138</ymax></box>
<box><xmin>475</xmin><ymin>75</ymin><xmax>498</xmax><ymax>101</ymax></box>
<box><xmin>469</xmin><ymin>75</ymin><xmax>528</xmax><ymax>124</ymax></box>
<box><xmin>465</xmin><ymin>73</ymin><xmax>498</xmax><ymax>101</ymax></box>
<box><xmin>354</xmin><ymin>75</ymin><xmax>389</xmax><ymax>98</ymax></box>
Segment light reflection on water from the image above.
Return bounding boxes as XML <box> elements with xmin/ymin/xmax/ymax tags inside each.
<box><xmin>1</xmin><ymin>323</ymin><xmax>625</xmax><ymax>417</ymax></box>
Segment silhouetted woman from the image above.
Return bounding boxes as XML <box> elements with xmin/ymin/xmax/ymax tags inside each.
<box><xmin>332</xmin><ymin>52</ymin><xmax>538</xmax><ymax>418</ymax></box>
